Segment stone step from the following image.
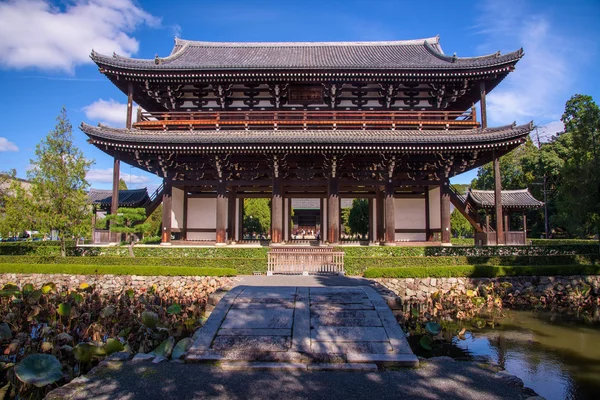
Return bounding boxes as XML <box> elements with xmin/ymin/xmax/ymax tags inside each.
<box><xmin>217</xmin><ymin>361</ymin><xmax>379</xmax><ymax>371</ymax></box>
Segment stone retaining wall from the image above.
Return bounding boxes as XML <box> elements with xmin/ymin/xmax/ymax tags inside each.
<box><xmin>0</xmin><ymin>273</ymin><xmax>237</xmax><ymax>296</ymax></box>
<box><xmin>375</xmin><ymin>275</ymin><xmax>600</xmax><ymax>305</ymax></box>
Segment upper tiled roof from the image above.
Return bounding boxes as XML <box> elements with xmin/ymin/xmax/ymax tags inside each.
<box><xmin>466</xmin><ymin>189</ymin><xmax>543</xmax><ymax>209</ymax></box>
<box><xmin>88</xmin><ymin>188</ymin><xmax>150</xmax><ymax>208</ymax></box>
<box><xmin>90</xmin><ymin>36</ymin><xmax>523</xmax><ymax>71</ymax></box>
<box><xmin>81</xmin><ymin>122</ymin><xmax>533</xmax><ymax>146</ymax></box>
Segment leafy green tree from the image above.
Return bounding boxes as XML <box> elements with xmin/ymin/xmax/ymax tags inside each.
<box><xmin>451</xmin><ymin>208</ymin><xmax>473</xmax><ymax>238</ymax></box>
<box><xmin>27</xmin><ymin>107</ymin><xmax>93</xmax><ymax>256</ymax></box>
<box><xmin>341</xmin><ymin>207</ymin><xmax>351</xmax><ymax>236</ymax></box>
<box><xmin>243</xmin><ymin>198</ymin><xmax>271</xmax><ymax>237</ymax></box>
<box><xmin>105</xmin><ymin>208</ymin><xmax>150</xmax><ymax>257</ymax></box>
<box><xmin>118</xmin><ymin>178</ymin><xmax>128</xmax><ymax>190</ymax></box>
<box><xmin>0</xmin><ymin>179</ymin><xmax>36</xmax><ymax>239</ymax></box>
<box><xmin>348</xmin><ymin>199</ymin><xmax>369</xmax><ymax>239</ymax></box>
<box><xmin>143</xmin><ymin>204</ymin><xmax>162</xmax><ymax>237</ymax></box>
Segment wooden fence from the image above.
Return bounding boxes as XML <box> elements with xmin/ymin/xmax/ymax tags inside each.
<box><xmin>267</xmin><ymin>246</ymin><xmax>344</xmax><ymax>275</ymax></box>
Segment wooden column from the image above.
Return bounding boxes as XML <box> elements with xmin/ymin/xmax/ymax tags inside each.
<box><xmin>425</xmin><ymin>186</ymin><xmax>431</xmax><ymax>241</ymax></box>
<box><xmin>504</xmin><ymin>213</ymin><xmax>510</xmax><ymax>233</ymax></box>
<box><xmin>110</xmin><ymin>155</ymin><xmax>120</xmax><ymax>243</ymax></box>
<box><xmin>320</xmin><ymin>198</ymin><xmax>325</xmax><ymax>241</ymax></box>
<box><xmin>126</xmin><ymin>82</ymin><xmax>134</xmax><ymax>129</ymax></box>
<box><xmin>384</xmin><ymin>180</ymin><xmax>395</xmax><ymax>244</ymax></box>
<box><xmin>368</xmin><ymin>198</ymin><xmax>374</xmax><ymax>242</ymax></box>
<box><xmin>271</xmin><ymin>177</ymin><xmax>283</xmax><ymax>243</ymax></box>
<box><xmin>161</xmin><ymin>179</ymin><xmax>172</xmax><ymax>244</ymax></box>
<box><xmin>376</xmin><ymin>186</ymin><xmax>384</xmax><ymax>242</ymax></box>
<box><xmin>227</xmin><ymin>186</ymin><xmax>236</xmax><ymax>243</ymax></box>
<box><xmin>182</xmin><ymin>188</ymin><xmax>188</xmax><ymax>240</ymax></box>
<box><xmin>494</xmin><ymin>151</ymin><xmax>505</xmax><ymax>245</ymax></box>
<box><xmin>216</xmin><ymin>181</ymin><xmax>227</xmax><ymax>244</ymax></box>
<box><xmin>523</xmin><ymin>213</ymin><xmax>527</xmax><ymax>233</ymax></box>
<box><xmin>328</xmin><ymin>177</ymin><xmax>340</xmax><ymax>244</ymax></box>
<box><xmin>441</xmin><ymin>182</ymin><xmax>451</xmax><ymax>244</ymax></box>
<box><xmin>479</xmin><ymin>80</ymin><xmax>487</xmax><ymax>129</ymax></box>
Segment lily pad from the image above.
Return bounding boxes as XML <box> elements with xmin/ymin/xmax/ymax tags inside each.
<box><xmin>104</xmin><ymin>338</ymin><xmax>124</xmax><ymax>355</ymax></box>
<box><xmin>22</xmin><ymin>284</ymin><xmax>34</xmax><ymax>296</ymax></box>
<box><xmin>57</xmin><ymin>303</ymin><xmax>72</xmax><ymax>317</ymax></box>
<box><xmin>72</xmin><ymin>293</ymin><xmax>84</xmax><ymax>304</ymax></box>
<box><xmin>101</xmin><ymin>306</ymin><xmax>115</xmax><ymax>318</ymax></box>
<box><xmin>418</xmin><ymin>335</ymin><xmax>433</xmax><ymax>351</ymax></box>
<box><xmin>27</xmin><ymin>290</ymin><xmax>42</xmax><ymax>304</ymax></box>
<box><xmin>41</xmin><ymin>283</ymin><xmax>56</xmax><ymax>294</ymax></box>
<box><xmin>425</xmin><ymin>322</ymin><xmax>441</xmax><ymax>335</ymax></box>
<box><xmin>14</xmin><ymin>354</ymin><xmax>62</xmax><ymax>387</ymax></box>
<box><xmin>151</xmin><ymin>336</ymin><xmax>175</xmax><ymax>359</ymax></box>
<box><xmin>0</xmin><ymin>322</ymin><xmax>12</xmax><ymax>341</ymax></box>
<box><xmin>172</xmin><ymin>338</ymin><xmax>193</xmax><ymax>360</ymax></box>
<box><xmin>73</xmin><ymin>343</ymin><xmax>105</xmax><ymax>363</ymax></box>
<box><xmin>167</xmin><ymin>304</ymin><xmax>182</xmax><ymax>315</ymax></box>
<box><xmin>78</xmin><ymin>283</ymin><xmax>92</xmax><ymax>292</ymax></box>
<box><xmin>141</xmin><ymin>311</ymin><xmax>159</xmax><ymax>328</ymax></box>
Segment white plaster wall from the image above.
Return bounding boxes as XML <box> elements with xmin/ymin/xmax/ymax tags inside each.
<box><xmin>187</xmin><ymin>198</ymin><xmax>218</xmax><ymax>229</ymax></box>
<box><xmin>186</xmin><ymin>232</ymin><xmax>216</xmax><ymax>241</ymax></box>
<box><xmin>394</xmin><ymin>198</ymin><xmax>426</xmax><ymax>241</ymax></box>
<box><xmin>171</xmin><ymin>188</ymin><xmax>184</xmax><ymax>230</ymax></box>
<box><xmin>429</xmin><ymin>187</ymin><xmax>441</xmax><ymax>230</ymax></box>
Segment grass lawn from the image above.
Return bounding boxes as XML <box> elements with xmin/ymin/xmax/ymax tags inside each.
<box><xmin>0</xmin><ymin>263</ymin><xmax>237</xmax><ymax>276</ymax></box>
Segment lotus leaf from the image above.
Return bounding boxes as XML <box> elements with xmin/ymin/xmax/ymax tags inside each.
<box><xmin>27</xmin><ymin>306</ymin><xmax>41</xmax><ymax>322</ymax></box>
<box><xmin>56</xmin><ymin>332</ymin><xmax>73</xmax><ymax>343</ymax></box>
<box><xmin>73</xmin><ymin>343</ymin><xmax>104</xmax><ymax>363</ymax></box>
<box><xmin>471</xmin><ymin>297</ymin><xmax>485</xmax><ymax>306</ymax></box>
<box><xmin>172</xmin><ymin>338</ymin><xmax>193</xmax><ymax>360</ymax></box>
<box><xmin>72</xmin><ymin>293</ymin><xmax>84</xmax><ymax>304</ymax></box>
<box><xmin>126</xmin><ymin>288</ymin><xmax>135</xmax><ymax>299</ymax></box>
<box><xmin>22</xmin><ymin>283</ymin><xmax>34</xmax><ymax>296</ymax></box>
<box><xmin>41</xmin><ymin>283</ymin><xmax>56</xmax><ymax>294</ymax></box>
<box><xmin>167</xmin><ymin>304</ymin><xmax>182</xmax><ymax>315</ymax></box>
<box><xmin>14</xmin><ymin>354</ymin><xmax>62</xmax><ymax>388</ymax></box>
<box><xmin>466</xmin><ymin>290</ymin><xmax>475</xmax><ymax>297</ymax></box>
<box><xmin>27</xmin><ymin>290</ymin><xmax>42</xmax><ymax>304</ymax></box>
<box><xmin>101</xmin><ymin>306</ymin><xmax>115</xmax><ymax>318</ymax></box>
<box><xmin>411</xmin><ymin>307</ymin><xmax>419</xmax><ymax>318</ymax></box>
<box><xmin>57</xmin><ymin>303</ymin><xmax>72</xmax><ymax>317</ymax></box>
<box><xmin>418</xmin><ymin>335</ymin><xmax>433</xmax><ymax>351</ymax></box>
<box><xmin>78</xmin><ymin>283</ymin><xmax>91</xmax><ymax>292</ymax></box>
<box><xmin>141</xmin><ymin>311</ymin><xmax>159</xmax><ymax>328</ymax></box>
<box><xmin>0</xmin><ymin>289</ymin><xmax>20</xmax><ymax>298</ymax></box>
<box><xmin>425</xmin><ymin>322</ymin><xmax>441</xmax><ymax>335</ymax></box>
<box><xmin>2</xmin><ymin>284</ymin><xmax>19</xmax><ymax>291</ymax></box>
<box><xmin>0</xmin><ymin>322</ymin><xmax>12</xmax><ymax>341</ymax></box>
<box><xmin>151</xmin><ymin>336</ymin><xmax>175</xmax><ymax>358</ymax></box>
<box><xmin>104</xmin><ymin>338</ymin><xmax>124</xmax><ymax>355</ymax></box>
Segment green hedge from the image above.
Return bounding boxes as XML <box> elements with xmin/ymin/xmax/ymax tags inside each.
<box><xmin>529</xmin><ymin>239</ymin><xmax>598</xmax><ymax>246</ymax></box>
<box><xmin>364</xmin><ymin>264</ymin><xmax>600</xmax><ymax>279</ymax></box>
<box><xmin>0</xmin><ymin>263</ymin><xmax>237</xmax><ymax>276</ymax></box>
<box><xmin>0</xmin><ymin>256</ymin><xmax>265</xmax><ymax>275</ymax></box>
<box><xmin>450</xmin><ymin>238</ymin><xmax>475</xmax><ymax>246</ymax></box>
<box><xmin>344</xmin><ymin>254</ymin><xmax>599</xmax><ymax>275</ymax></box>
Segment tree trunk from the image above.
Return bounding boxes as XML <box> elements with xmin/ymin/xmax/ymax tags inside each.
<box><xmin>128</xmin><ymin>241</ymin><xmax>135</xmax><ymax>258</ymax></box>
<box><xmin>60</xmin><ymin>237</ymin><xmax>66</xmax><ymax>258</ymax></box>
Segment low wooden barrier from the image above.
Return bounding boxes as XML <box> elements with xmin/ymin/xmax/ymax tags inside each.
<box><xmin>267</xmin><ymin>246</ymin><xmax>344</xmax><ymax>275</ymax></box>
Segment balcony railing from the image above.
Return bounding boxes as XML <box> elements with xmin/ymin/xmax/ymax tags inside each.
<box><xmin>133</xmin><ymin>108</ymin><xmax>479</xmax><ymax>131</ymax></box>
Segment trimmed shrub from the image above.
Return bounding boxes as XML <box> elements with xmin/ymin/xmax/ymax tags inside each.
<box><xmin>0</xmin><ymin>263</ymin><xmax>237</xmax><ymax>276</ymax></box>
<box><xmin>530</xmin><ymin>239</ymin><xmax>598</xmax><ymax>246</ymax></box>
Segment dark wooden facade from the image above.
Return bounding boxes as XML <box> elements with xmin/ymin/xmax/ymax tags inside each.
<box><xmin>82</xmin><ymin>36</ymin><xmax>532</xmax><ymax>245</ymax></box>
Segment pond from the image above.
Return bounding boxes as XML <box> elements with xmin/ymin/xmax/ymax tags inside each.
<box><xmin>409</xmin><ymin>310</ymin><xmax>600</xmax><ymax>400</ymax></box>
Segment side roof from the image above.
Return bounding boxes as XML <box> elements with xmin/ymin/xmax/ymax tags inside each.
<box><xmin>88</xmin><ymin>188</ymin><xmax>150</xmax><ymax>208</ymax></box>
<box><xmin>466</xmin><ymin>188</ymin><xmax>543</xmax><ymax>209</ymax></box>
<box><xmin>90</xmin><ymin>36</ymin><xmax>523</xmax><ymax>71</ymax></box>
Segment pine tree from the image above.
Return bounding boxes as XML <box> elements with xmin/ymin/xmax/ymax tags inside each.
<box><xmin>105</xmin><ymin>208</ymin><xmax>150</xmax><ymax>257</ymax></box>
<box><xmin>27</xmin><ymin>107</ymin><xmax>93</xmax><ymax>256</ymax></box>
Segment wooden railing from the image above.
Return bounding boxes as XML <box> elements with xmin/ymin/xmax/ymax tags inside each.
<box><xmin>133</xmin><ymin>109</ymin><xmax>478</xmax><ymax>131</ymax></box>
<box><xmin>267</xmin><ymin>246</ymin><xmax>344</xmax><ymax>275</ymax></box>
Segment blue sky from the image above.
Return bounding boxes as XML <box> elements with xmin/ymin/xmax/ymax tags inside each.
<box><xmin>0</xmin><ymin>0</ymin><xmax>598</xmax><ymax>190</ymax></box>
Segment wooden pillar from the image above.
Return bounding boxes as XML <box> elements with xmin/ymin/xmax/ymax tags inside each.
<box><xmin>485</xmin><ymin>213</ymin><xmax>490</xmax><ymax>233</ymax></box>
<box><xmin>216</xmin><ymin>181</ymin><xmax>227</xmax><ymax>244</ymax></box>
<box><xmin>441</xmin><ymin>182</ymin><xmax>451</xmax><ymax>244</ymax></box>
<box><xmin>227</xmin><ymin>186</ymin><xmax>236</xmax><ymax>243</ymax></box>
<box><xmin>479</xmin><ymin>80</ymin><xmax>487</xmax><ymax>129</ymax></box>
<box><xmin>126</xmin><ymin>82</ymin><xmax>134</xmax><ymax>129</ymax></box>
<box><xmin>368</xmin><ymin>198</ymin><xmax>373</xmax><ymax>242</ymax></box>
<box><xmin>523</xmin><ymin>213</ymin><xmax>527</xmax><ymax>233</ymax></box>
<box><xmin>271</xmin><ymin>177</ymin><xmax>283</xmax><ymax>243</ymax></box>
<box><xmin>238</xmin><ymin>197</ymin><xmax>244</xmax><ymax>240</ymax></box>
<box><xmin>425</xmin><ymin>186</ymin><xmax>431</xmax><ymax>241</ymax></box>
<box><xmin>182</xmin><ymin>188</ymin><xmax>188</xmax><ymax>240</ymax></box>
<box><xmin>384</xmin><ymin>180</ymin><xmax>395</xmax><ymax>244</ymax></box>
<box><xmin>161</xmin><ymin>179</ymin><xmax>172</xmax><ymax>244</ymax></box>
<box><xmin>328</xmin><ymin>177</ymin><xmax>340</xmax><ymax>244</ymax></box>
<box><xmin>376</xmin><ymin>186</ymin><xmax>384</xmax><ymax>242</ymax></box>
<box><xmin>494</xmin><ymin>151</ymin><xmax>504</xmax><ymax>245</ymax></box>
<box><xmin>320</xmin><ymin>198</ymin><xmax>325</xmax><ymax>242</ymax></box>
<box><xmin>110</xmin><ymin>156</ymin><xmax>120</xmax><ymax>243</ymax></box>
<box><xmin>504</xmin><ymin>213</ymin><xmax>510</xmax><ymax>233</ymax></box>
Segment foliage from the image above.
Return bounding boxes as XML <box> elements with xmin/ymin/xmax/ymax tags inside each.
<box><xmin>0</xmin><ymin>177</ymin><xmax>36</xmax><ymax>239</ymax></box>
<box><xmin>27</xmin><ymin>108</ymin><xmax>93</xmax><ymax>256</ymax></box>
<box><xmin>105</xmin><ymin>208</ymin><xmax>150</xmax><ymax>256</ymax></box>
<box><xmin>243</xmin><ymin>198</ymin><xmax>271</xmax><ymax>236</ymax></box>
<box><xmin>347</xmin><ymin>199</ymin><xmax>369</xmax><ymax>239</ymax></box>
<box><xmin>451</xmin><ymin>237</ymin><xmax>474</xmax><ymax>246</ymax></box>
<box><xmin>450</xmin><ymin>209</ymin><xmax>473</xmax><ymax>238</ymax></box>
<box><xmin>143</xmin><ymin>204</ymin><xmax>162</xmax><ymax>237</ymax></box>
<box><xmin>0</xmin><ymin>281</ymin><xmax>225</xmax><ymax>394</ymax></box>
<box><xmin>140</xmin><ymin>236</ymin><xmax>161</xmax><ymax>244</ymax></box>
<box><xmin>118</xmin><ymin>178</ymin><xmax>128</xmax><ymax>190</ymax></box>
<box><xmin>0</xmin><ymin>264</ymin><xmax>237</xmax><ymax>277</ymax></box>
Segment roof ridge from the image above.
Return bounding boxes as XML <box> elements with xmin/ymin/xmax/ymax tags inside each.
<box><xmin>172</xmin><ymin>37</ymin><xmax>440</xmax><ymax>48</ymax></box>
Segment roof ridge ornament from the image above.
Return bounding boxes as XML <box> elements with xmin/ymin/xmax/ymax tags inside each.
<box><xmin>155</xmin><ymin>54</ymin><xmax>161</xmax><ymax>65</ymax></box>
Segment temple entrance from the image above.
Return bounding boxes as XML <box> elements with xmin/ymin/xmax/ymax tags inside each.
<box><xmin>241</xmin><ymin>198</ymin><xmax>271</xmax><ymax>241</ymax></box>
<box><xmin>341</xmin><ymin>198</ymin><xmax>370</xmax><ymax>242</ymax></box>
<box><xmin>290</xmin><ymin>198</ymin><xmax>321</xmax><ymax>242</ymax></box>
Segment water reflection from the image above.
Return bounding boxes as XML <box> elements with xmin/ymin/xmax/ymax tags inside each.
<box><xmin>444</xmin><ymin>310</ymin><xmax>600</xmax><ymax>400</ymax></box>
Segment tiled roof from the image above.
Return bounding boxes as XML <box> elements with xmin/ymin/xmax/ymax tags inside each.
<box><xmin>80</xmin><ymin>122</ymin><xmax>533</xmax><ymax>146</ymax></box>
<box><xmin>88</xmin><ymin>188</ymin><xmax>150</xmax><ymax>207</ymax></box>
<box><xmin>466</xmin><ymin>189</ymin><xmax>543</xmax><ymax>209</ymax></box>
<box><xmin>90</xmin><ymin>36</ymin><xmax>523</xmax><ymax>71</ymax></box>
<box><xmin>292</xmin><ymin>198</ymin><xmax>353</xmax><ymax>209</ymax></box>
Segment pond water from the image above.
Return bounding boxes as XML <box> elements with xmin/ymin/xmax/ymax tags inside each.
<box><xmin>411</xmin><ymin>310</ymin><xmax>600</xmax><ymax>400</ymax></box>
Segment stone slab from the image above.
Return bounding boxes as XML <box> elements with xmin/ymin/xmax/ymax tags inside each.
<box><xmin>307</xmin><ymin>363</ymin><xmax>378</xmax><ymax>371</ymax></box>
<box><xmin>310</xmin><ymin>302</ymin><xmax>374</xmax><ymax>310</ymax></box>
<box><xmin>311</xmin><ymin>326</ymin><xmax>389</xmax><ymax>342</ymax></box>
<box><xmin>219</xmin><ymin>361</ymin><xmax>307</xmax><ymax>371</ymax></box>
<box><xmin>346</xmin><ymin>353</ymin><xmax>419</xmax><ymax>367</ymax></box>
<box><xmin>217</xmin><ymin>328</ymin><xmax>290</xmax><ymax>336</ymax></box>
<box><xmin>221</xmin><ymin>308</ymin><xmax>294</xmax><ymax>329</ymax></box>
<box><xmin>186</xmin><ymin>350</ymin><xmax>309</xmax><ymax>363</ymax></box>
<box><xmin>211</xmin><ymin>335</ymin><xmax>291</xmax><ymax>351</ymax></box>
<box><xmin>291</xmin><ymin>287</ymin><xmax>311</xmax><ymax>353</ymax></box>
<box><xmin>231</xmin><ymin>302</ymin><xmax>295</xmax><ymax>309</ymax></box>
<box><xmin>310</xmin><ymin>341</ymin><xmax>393</xmax><ymax>354</ymax></box>
<box><xmin>311</xmin><ymin>316</ymin><xmax>383</xmax><ymax>327</ymax></box>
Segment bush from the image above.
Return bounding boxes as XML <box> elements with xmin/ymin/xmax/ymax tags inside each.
<box><xmin>364</xmin><ymin>264</ymin><xmax>600</xmax><ymax>279</ymax></box>
<box><xmin>530</xmin><ymin>239</ymin><xmax>598</xmax><ymax>246</ymax></box>
<box><xmin>140</xmin><ymin>236</ymin><xmax>161</xmax><ymax>244</ymax></box>
<box><xmin>0</xmin><ymin>263</ymin><xmax>237</xmax><ymax>276</ymax></box>
<box><xmin>450</xmin><ymin>237</ymin><xmax>474</xmax><ymax>246</ymax></box>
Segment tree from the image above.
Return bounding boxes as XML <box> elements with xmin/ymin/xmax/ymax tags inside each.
<box><xmin>451</xmin><ymin>208</ymin><xmax>473</xmax><ymax>238</ymax></box>
<box><xmin>118</xmin><ymin>178</ymin><xmax>128</xmax><ymax>190</ymax></box>
<box><xmin>143</xmin><ymin>204</ymin><xmax>162</xmax><ymax>237</ymax></box>
<box><xmin>0</xmin><ymin>179</ymin><xmax>36</xmax><ymax>239</ymax></box>
<box><xmin>243</xmin><ymin>198</ymin><xmax>271</xmax><ymax>237</ymax></box>
<box><xmin>27</xmin><ymin>107</ymin><xmax>93</xmax><ymax>256</ymax></box>
<box><xmin>347</xmin><ymin>199</ymin><xmax>369</xmax><ymax>239</ymax></box>
<box><xmin>105</xmin><ymin>208</ymin><xmax>150</xmax><ymax>257</ymax></box>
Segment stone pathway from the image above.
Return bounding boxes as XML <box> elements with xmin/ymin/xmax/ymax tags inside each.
<box><xmin>186</xmin><ymin>285</ymin><xmax>417</xmax><ymax>367</ymax></box>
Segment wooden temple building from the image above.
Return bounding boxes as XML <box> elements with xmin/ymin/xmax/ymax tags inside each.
<box><xmin>81</xmin><ymin>36</ymin><xmax>535</xmax><ymax>246</ymax></box>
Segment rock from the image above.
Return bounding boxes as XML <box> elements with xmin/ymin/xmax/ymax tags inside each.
<box><xmin>430</xmin><ymin>278</ymin><xmax>437</xmax><ymax>286</ymax></box>
<box><xmin>152</xmin><ymin>356</ymin><xmax>168</xmax><ymax>363</ymax></box>
<box><xmin>132</xmin><ymin>353</ymin><xmax>155</xmax><ymax>362</ymax></box>
<box><xmin>106</xmin><ymin>352</ymin><xmax>131</xmax><ymax>361</ymax></box>
<box><xmin>494</xmin><ymin>370</ymin><xmax>524</xmax><ymax>387</ymax></box>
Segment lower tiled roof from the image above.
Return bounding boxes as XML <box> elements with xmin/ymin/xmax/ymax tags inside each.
<box><xmin>88</xmin><ymin>188</ymin><xmax>150</xmax><ymax>208</ymax></box>
<box><xmin>466</xmin><ymin>189</ymin><xmax>543</xmax><ymax>209</ymax></box>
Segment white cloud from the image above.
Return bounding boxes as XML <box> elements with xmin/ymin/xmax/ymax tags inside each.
<box><xmin>474</xmin><ymin>1</ymin><xmax>580</xmax><ymax>126</ymax></box>
<box><xmin>83</xmin><ymin>99</ymin><xmax>128</xmax><ymax>127</ymax></box>
<box><xmin>87</xmin><ymin>168</ymin><xmax>151</xmax><ymax>186</ymax></box>
<box><xmin>0</xmin><ymin>0</ymin><xmax>159</xmax><ymax>73</ymax></box>
<box><xmin>0</xmin><ymin>137</ymin><xmax>19</xmax><ymax>152</ymax></box>
<box><xmin>536</xmin><ymin>120</ymin><xmax>564</xmax><ymax>142</ymax></box>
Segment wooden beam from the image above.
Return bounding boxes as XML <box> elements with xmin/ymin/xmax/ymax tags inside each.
<box><xmin>368</xmin><ymin>198</ymin><xmax>374</xmax><ymax>242</ymax></box>
<box><xmin>161</xmin><ymin>179</ymin><xmax>172</xmax><ymax>244</ymax></box>
<box><xmin>376</xmin><ymin>185</ymin><xmax>384</xmax><ymax>242</ymax></box>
